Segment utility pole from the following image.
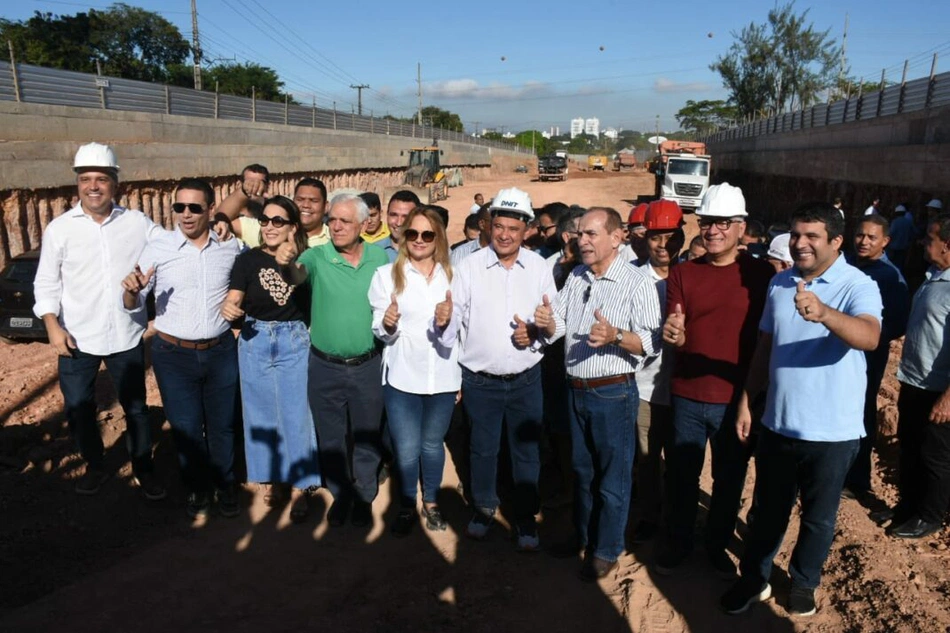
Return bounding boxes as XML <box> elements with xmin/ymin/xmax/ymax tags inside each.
<box><xmin>191</xmin><ymin>0</ymin><xmax>202</xmax><ymax>90</ymax></box>
<box><xmin>349</xmin><ymin>83</ymin><xmax>369</xmax><ymax>116</ymax></box>
<box><xmin>838</xmin><ymin>12</ymin><xmax>849</xmax><ymax>99</ymax></box>
<box><xmin>416</xmin><ymin>63</ymin><xmax>423</xmax><ymax>125</ymax></box>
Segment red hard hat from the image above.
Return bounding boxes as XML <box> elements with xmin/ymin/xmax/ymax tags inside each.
<box><xmin>628</xmin><ymin>203</ymin><xmax>649</xmax><ymax>225</ymax></box>
<box><xmin>644</xmin><ymin>199</ymin><xmax>684</xmax><ymax>231</ymax></box>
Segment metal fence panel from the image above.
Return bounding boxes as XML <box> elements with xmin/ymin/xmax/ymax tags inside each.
<box><xmin>931</xmin><ymin>71</ymin><xmax>950</xmax><ymax>107</ymax></box>
<box><xmin>169</xmin><ymin>87</ymin><xmax>216</xmax><ymax>118</ymax></box>
<box><xmin>880</xmin><ymin>85</ymin><xmax>901</xmax><ymax>116</ymax></box>
<box><xmin>106</xmin><ymin>77</ymin><xmax>168</xmax><ymax>114</ymax></box>
<box><xmin>218</xmin><ymin>94</ymin><xmax>252</xmax><ymax>121</ymax></box>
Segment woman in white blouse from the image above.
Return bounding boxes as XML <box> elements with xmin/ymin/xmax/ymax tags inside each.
<box><xmin>368</xmin><ymin>207</ymin><xmax>460</xmax><ymax>536</ymax></box>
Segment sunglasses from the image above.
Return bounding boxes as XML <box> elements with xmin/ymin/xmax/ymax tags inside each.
<box><xmin>259</xmin><ymin>216</ymin><xmax>292</xmax><ymax>228</ymax></box>
<box><xmin>538</xmin><ymin>224</ymin><xmax>557</xmax><ymax>233</ymax></box>
<box><xmin>172</xmin><ymin>202</ymin><xmax>206</xmax><ymax>214</ymax></box>
<box><xmin>404</xmin><ymin>229</ymin><xmax>436</xmax><ymax>243</ymax></box>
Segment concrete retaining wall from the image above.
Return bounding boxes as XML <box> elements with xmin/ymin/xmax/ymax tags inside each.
<box><xmin>0</xmin><ymin>102</ymin><xmax>526</xmax><ymax>266</ymax></box>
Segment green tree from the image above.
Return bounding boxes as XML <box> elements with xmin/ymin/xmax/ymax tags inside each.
<box><xmin>513</xmin><ymin>130</ymin><xmax>549</xmax><ymax>155</ymax></box>
<box><xmin>204</xmin><ymin>62</ymin><xmax>291</xmax><ymax>102</ymax></box>
<box><xmin>481</xmin><ymin>131</ymin><xmax>504</xmax><ymax>141</ymax></box>
<box><xmin>567</xmin><ymin>133</ymin><xmax>596</xmax><ymax>154</ymax></box>
<box><xmin>1</xmin><ymin>5</ymin><xmax>189</xmax><ymax>83</ymax></box>
<box><xmin>421</xmin><ymin>106</ymin><xmax>463</xmax><ymax>132</ymax></box>
<box><xmin>710</xmin><ymin>1</ymin><xmax>839</xmax><ymax>118</ymax></box>
<box><xmin>675</xmin><ymin>100</ymin><xmax>739</xmax><ymax>136</ymax></box>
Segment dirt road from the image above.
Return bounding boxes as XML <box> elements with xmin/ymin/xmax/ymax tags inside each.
<box><xmin>1</xmin><ymin>170</ymin><xmax>948</xmax><ymax>632</ymax></box>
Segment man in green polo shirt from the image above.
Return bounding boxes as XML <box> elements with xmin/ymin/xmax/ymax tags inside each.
<box><xmin>298</xmin><ymin>193</ymin><xmax>389</xmax><ymax>528</ymax></box>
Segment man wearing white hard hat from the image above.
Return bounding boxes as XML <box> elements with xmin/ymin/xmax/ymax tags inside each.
<box><xmin>656</xmin><ymin>182</ymin><xmax>775</xmax><ymax>578</ymax></box>
<box><xmin>33</xmin><ymin>143</ymin><xmax>166</xmax><ymax>499</ymax></box>
<box><xmin>766</xmin><ymin>233</ymin><xmax>794</xmax><ymax>273</ymax></box>
<box><xmin>452</xmin><ymin>187</ymin><xmax>557</xmax><ymax>552</ymax></box>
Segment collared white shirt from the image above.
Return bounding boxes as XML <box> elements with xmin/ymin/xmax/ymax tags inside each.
<box><xmin>134</xmin><ymin>227</ymin><xmax>241</xmax><ymax>340</ymax></box>
<box><xmin>635</xmin><ymin>262</ymin><xmax>674</xmax><ymax>405</ymax></box>
<box><xmin>368</xmin><ymin>261</ymin><xmax>460</xmax><ymax>394</ymax></box>
<box><xmin>453</xmin><ymin>245</ymin><xmax>557</xmax><ymax>375</ymax></box>
<box><xmin>546</xmin><ymin>253</ymin><xmax>662</xmax><ymax>379</ymax></box>
<box><xmin>33</xmin><ymin>204</ymin><xmax>163</xmax><ymax>356</ymax></box>
<box><xmin>450</xmin><ymin>238</ymin><xmax>483</xmax><ymax>268</ymax></box>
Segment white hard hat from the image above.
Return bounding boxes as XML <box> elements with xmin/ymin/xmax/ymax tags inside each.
<box><xmin>697</xmin><ymin>183</ymin><xmax>747</xmax><ymax>218</ymax></box>
<box><xmin>926</xmin><ymin>198</ymin><xmax>943</xmax><ymax>210</ymax></box>
<box><xmin>895</xmin><ymin>204</ymin><xmax>907</xmax><ymax>213</ymax></box>
<box><xmin>73</xmin><ymin>143</ymin><xmax>119</xmax><ymax>173</ymax></box>
<box><xmin>863</xmin><ymin>206</ymin><xmax>877</xmax><ymax>216</ymax></box>
<box><xmin>489</xmin><ymin>187</ymin><xmax>533</xmax><ymax>221</ymax></box>
<box><xmin>766</xmin><ymin>233</ymin><xmax>793</xmax><ymax>264</ymax></box>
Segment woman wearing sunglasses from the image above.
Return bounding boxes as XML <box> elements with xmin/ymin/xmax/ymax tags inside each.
<box><xmin>368</xmin><ymin>207</ymin><xmax>460</xmax><ymax>536</ymax></box>
<box><xmin>221</xmin><ymin>196</ymin><xmax>321</xmax><ymax>522</ymax></box>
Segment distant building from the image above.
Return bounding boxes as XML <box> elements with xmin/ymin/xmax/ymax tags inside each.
<box><xmin>549</xmin><ymin>126</ymin><xmax>561</xmax><ymax>137</ymax></box>
<box><xmin>584</xmin><ymin>118</ymin><xmax>600</xmax><ymax>137</ymax></box>
<box><xmin>570</xmin><ymin>118</ymin><xmax>585</xmax><ymax>138</ymax></box>
<box><xmin>603</xmin><ymin>127</ymin><xmax>618</xmax><ymax>140</ymax></box>
<box><xmin>541</xmin><ymin>130</ymin><xmax>552</xmax><ymax>139</ymax></box>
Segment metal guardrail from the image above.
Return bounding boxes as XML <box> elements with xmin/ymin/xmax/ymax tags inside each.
<box><xmin>704</xmin><ymin>68</ymin><xmax>950</xmax><ymax>144</ymax></box>
<box><xmin>0</xmin><ymin>61</ymin><xmax>533</xmax><ymax>155</ymax></box>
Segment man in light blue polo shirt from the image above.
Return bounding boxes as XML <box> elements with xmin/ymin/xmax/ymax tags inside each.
<box><xmin>721</xmin><ymin>202</ymin><xmax>882</xmax><ymax>618</ymax></box>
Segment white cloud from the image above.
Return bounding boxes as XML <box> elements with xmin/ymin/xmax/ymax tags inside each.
<box><xmin>654</xmin><ymin>78</ymin><xmax>713</xmax><ymax>93</ymax></box>
<box><xmin>421</xmin><ymin>79</ymin><xmax>552</xmax><ymax>100</ymax></box>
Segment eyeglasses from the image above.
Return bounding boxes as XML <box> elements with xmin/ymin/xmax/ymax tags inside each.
<box><xmin>539</xmin><ymin>224</ymin><xmax>556</xmax><ymax>233</ymax></box>
<box><xmin>698</xmin><ymin>218</ymin><xmax>742</xmax><ymax>231</ymax></box>
<box><xmin>172</xmin><ymin>202</ymin><xmax>206</xmax><ymax>214</ymax></box>
<box><xmin>404</xmin><ymin>229</ymin><xmax>436</xmax><ymax>243</ymax></box>
<box><xmin>259</xmin><ymin>216</ymin><xmax>292</xmax><ymax>228</ymax></box>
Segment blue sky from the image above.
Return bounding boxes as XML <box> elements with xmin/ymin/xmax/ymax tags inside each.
<box><xmin>6</xmin><ymin>0</ymin><xmax>950</xmax><ymax>134</ymax></box>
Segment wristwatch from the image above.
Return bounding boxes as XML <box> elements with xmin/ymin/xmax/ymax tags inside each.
<box><xmin>614</xmin><ymin>329</ymin><xmax>624</xmax><ymax>345</ymax></box>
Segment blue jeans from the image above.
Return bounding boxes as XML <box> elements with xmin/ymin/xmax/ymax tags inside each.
<box><xmin>57</xmin><ymin>340</ymin><xmax>152</xmax><ymax>474</ymax></box>
<box><xmin>740</xmin><ymin>429</ymin><xmax>858</xmax><ymax>589</ymax></box>
<box><xmin>151</xmin><ymin>333</ymin><xmax>239</xmax><ymax>493</ymax></box>
<box><xmin>383</xmin><ymin>386</ymin><xmax>456</xmax><ymax>505</ymax></box>
<box><xmin>569</xmin><ymin>377</ymin><xmax>638</xmax><ymax>562</ymax></box>
<box><xmin>667</xmin><ymin>395</ymin><xmax>753</xmax><ymax>553</ymax></box>
<box><xmin>239</xmin><ymin>319</ymin><xmax>321</xmax><ymax>490</ymax></box>
<box><xmin>461</xmin><ymin>364</ymin><xmax>543</xmax><ymax>522</ymax></box>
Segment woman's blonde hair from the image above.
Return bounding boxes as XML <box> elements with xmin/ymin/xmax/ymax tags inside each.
<box><xmin>391</xmin><ymin>207</ymin><xmax>452</xmax><ymax>295</ymax></box>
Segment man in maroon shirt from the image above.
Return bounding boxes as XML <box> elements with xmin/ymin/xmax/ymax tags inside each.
<box><xmin>655</xmin><ymin>183</ymin><xmax>774</xmax><ymax>577</ymax></box>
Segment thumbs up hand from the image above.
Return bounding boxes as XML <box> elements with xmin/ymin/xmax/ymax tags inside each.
<box><xmin>534</xmin><ymin>293</ymin><xmax>555</xmax><ymax>336</ymax></box>
<box><xmin>795</xmin><ymin>280</ymin><xmax>824</xmax><ymax>322</ymax></box>
<box><xmin>512</xmin><ymin>314</ymin><xmax>532</xmax><ymax>348</ymax></box>
<box><xmin>384</xmin><ymin>293</ymin><xmax>401</xmax><ymax>333</ymax></box>
<box><xmin>588</xmin><ymin>308</ymin><xmax>617</xmax><ymax>348</ymax></box>
<box><xmin>663</xmin><ymin>302</ymin><xmax>686</xmax><ymax>346</ymax></box>
<box><xmin>275</xmin><ymin>234</ymin><xmax>299</xmax><ymax>266</ymax></box>
<box><xmin>435</xmin><ymin>290</ymin><xmax>453</xmax><ymax>328</ymax></box>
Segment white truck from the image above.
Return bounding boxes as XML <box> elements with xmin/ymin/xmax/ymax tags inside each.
<box><xmin>649</xmin><ymin>141</ymin><xmax>711</xmax><ymax>212</ymax></box>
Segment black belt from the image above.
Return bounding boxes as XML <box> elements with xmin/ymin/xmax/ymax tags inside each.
<box><xmin>474</xmin><ymin>369</ymin><xmax>523</xmax><ymax>382</ymax></box>
<box><xmin>569</xmin><ymin>373</ymin><xmax>634</xmax><ymax>389</ymax></box>
<box><xmin>311</xmin><ymin>346</ymin><xmax>380</xmax><ymax>367</ymax></box>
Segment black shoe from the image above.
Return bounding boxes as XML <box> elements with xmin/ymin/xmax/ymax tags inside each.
<box><xmin>720</xmin><ymin>578</ymin><xmax>772</xmax><ymax>615</ymax></box>
<box><xmin>630</xmin><ymin>521</ymin><xmax>658</xmax><ymax>545</ymax></box>
<box><xmin>888</xmin><ymin>517</ymin><xmax>941</xmax><ymax>539</ymax></box>
<box><xmin>515</xmin><ymin>520</ymin><xmax>540</xmax><ymax>553</ymax></box>
<box><xmin>390</xmin><ymin>508</ymin><xmax>415</xmax><ymax>537</ymax></box>
<box><xmin>654</xmin><ymin>545</ymin><xmax>691</xmax><ymax>576</ymax></box>
<box><xmin>186</xmin><ymin>492</ymin><xmax>211</xmax><ymax>520</ymax></box>
<box><xmin>351</xmin><ymin>500</ymin><xmax>373</xmax><ymax>527</ymax></box>
<box><xmin>707</xmin><ymin>548</ymin><xmax>738</xmax><ymax>580</ymax></box>
<box><xmin>216</xmin><ymin>486</ymin><xmax>240</xmax><ymax>518</ymax></box>
<box><xmin>579</xmin><ymin>555</ymin><xmax>618</xmax><ymax>581</ymax></box>
<box><xmin>75</xmin><ymin>467</ymin><xmax>109</xmax><ymax>496</ymax></box>
<box><xmin>327</xmin><ymin>498</ymin><xmax>350</xmax><ymax>527</ymax></box>
<box><xmin>869</xmin><ymin>507</ymin><xmax>896</xmax><ymax>525</ymax></box>
<box><xmin>422</xmin><ymin>506</ymin><xmax>447</xmax><ymax>531</ymax></box>
<box><xmin>133</xmin><ymin>472</ymin><xmax>167</xmax><ymax>501</ymax></box>
<box><xmin>787</xmin><ymin>585</ymin><xmax>817</xmax><ymax>616</ymax></box>
<box><xmin>840</xmin><ymin>487</ymin><xmax>857</xmax><ymax>500</ymax></box>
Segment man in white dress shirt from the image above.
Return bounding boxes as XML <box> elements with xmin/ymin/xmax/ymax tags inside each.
<box><xmin>452</xmin><ymin>187</ymin><xmax>557</xmax><ymax>551</ymax></box>
<box><xmin>121</xmin><ymin>178</ymin><xmax>242</xmax><ymax>520</ymax></box>
<box><xmin>536</xmin><ymin>207</ymin><xmax>662</xmax><ymax>580</ymax></box>
<box><xmin>33</xmin><ymin>143</ymin><xmax>166</xmax><ymax>499</ymax></box>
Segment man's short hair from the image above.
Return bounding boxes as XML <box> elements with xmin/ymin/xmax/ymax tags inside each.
<box><xmin>537</xmin><ymin>202</ymin><xmax>570</xmax><ymax>224</ymax></box>
<box><xmin>242</xmin><ymin>164</ymin><xmax>270</xmax><ymax>184</ymax></box>
<box><xmin>745</xmin><ymin>218</ymin><xmax>766</xmax><ymax>240</ymax></box>
<box><xmin>421</xmin><ymin>204</ymin><xmax>449</xmax><ymax>228</ymax></box>
<box><xmin>556</xmin><ymin>207</ymin><xmax>585</xmax><ymax>248</ymax></box>
<box><xmin>858</xmin><ymin>213</ymin><xmax>890</xmax><ymax>237</ymax></box>
<box><xmin>791</xmin><ymin>201</ymin><xmax>845</xmax><ymax>241</ymax></box>
<box><xmin>176</xmin><ymin>178</ymin><xmax>215</xmax><ymax>207</ymax></box>
<box><xmin>833</xmin><ymin>197</ymin><xmax>843</xmax><ymax>207</ymax></box>
<box><xmin>463</xmin><ymin>213</ymin><xmax>481</xmax><ymax>232</ymax></box>
<box><xmin>329</xmin><ymin>193</ymin><xmax>369</xmax><ymax>223</ymax></box>
<box><xmin>359</xmin><ymin>191</ymin><xmax>381</xmax><ymax>210</ymax></box>
<box><xmin>388</xmin><ymin>189</ymin><xmax>421</xmax><ymax>209</ymax></box>
<box><xmin>933</xmin><ymin>213</ymin><xmax>950</xmax><ymax>242</ymax></box>
<box><xmin>585</xmin><ymin>206</ymin><xmax>623</xmax><ymax>233</ymax></box>
<box><xmin>295</xmin><ymin>177</ymin><xmax>327</xmax><ymax>201</ymax></box>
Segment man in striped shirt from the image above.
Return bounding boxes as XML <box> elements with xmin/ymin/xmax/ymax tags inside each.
<box><xmin>537</xmin><ymin>207</ymin><xmax>662</xmax><ymax>580</ymax></box>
